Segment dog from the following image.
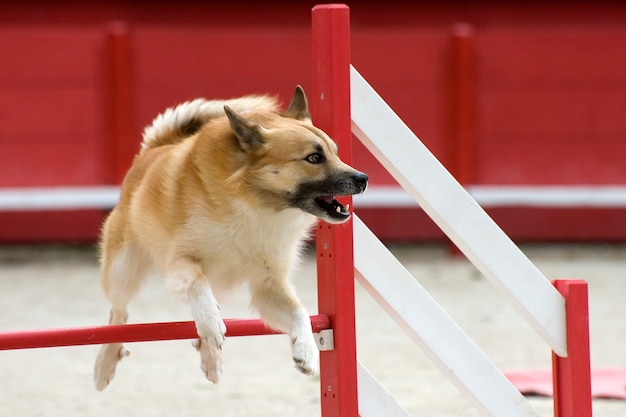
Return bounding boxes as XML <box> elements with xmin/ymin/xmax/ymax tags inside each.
<box><xmin>93</xmin><ymin>86</ymin><xmax>368</xmax><ymax>390</ymax></box>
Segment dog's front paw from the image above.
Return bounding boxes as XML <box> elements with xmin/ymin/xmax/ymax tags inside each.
<box><xmin>193</xmin><ymin>317</ymin><xmax>227</xmax><ymax>383</ymax></box>
<box><xmin>195</xmin><ymin>315</ymin><xmax>227</xmax><ymax>350</ymax></box>
<box><xmin>192</xmin><ymin>338</ymin><xmax>223</xmax><ymax>383</ymax></box>
<box><xmin>290</xmin><ymin>330</ymin><xmax>318</xmax><ymax>376</ymax></box>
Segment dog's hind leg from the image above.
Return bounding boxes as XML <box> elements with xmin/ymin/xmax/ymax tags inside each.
<box><xmin>94</xmin><ymin>242</ymin><xmax>149</xmax><ymax>391</ymax></box>
<box><xmin>93</xmin><ymin>307</ymin><xmax>130</xmax><ymax>391</ymax></box>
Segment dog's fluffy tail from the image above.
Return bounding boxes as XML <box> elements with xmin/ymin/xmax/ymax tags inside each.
<box><xmin>140</xmin><ymin>95</ymin><xmax>280</xmax><ymax>153</ymax></box>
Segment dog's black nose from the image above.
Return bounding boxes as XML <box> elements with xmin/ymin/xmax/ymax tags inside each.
<box><xmin>354</xmin><ymin>172</ymin><xmax>368</xmax><ymax>193</ymax></box>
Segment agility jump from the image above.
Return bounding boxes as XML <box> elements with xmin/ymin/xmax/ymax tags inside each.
<box><xmin>0</xmin><ymin>4</ymin><xmax>591</xmax><ymax>417</ymax></box>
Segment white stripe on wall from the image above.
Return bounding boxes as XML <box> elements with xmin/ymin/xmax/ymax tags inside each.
<box><xmin>0</xmin><ymin>186</ymin><xmax>121</xmax><ymax>211</ymax></box>
<box><xmin>354</xmin><ymin>185</ymin><xmax>626</xmax><ymax>208</ymax></box>
<box><xmin>1</xmin><ymin>185</ymin><xmax>626</xmax><ymax>211</ymax></box>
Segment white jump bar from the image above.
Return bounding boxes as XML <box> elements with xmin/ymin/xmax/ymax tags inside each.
<box><xmin>351</xmin><ymin>65</ymin><xmax>568</xmax><ymax>356</ymax></box>
<box><xmin>2</xmin><ymin>185</ymin><xmax>626</xmax><ymax>211</ymax></box>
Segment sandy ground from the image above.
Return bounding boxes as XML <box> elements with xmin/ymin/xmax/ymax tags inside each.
<box><xmin>0</xmin><ymin>243</ymin><xmax>624</xmax><ymax>417</ymax></box>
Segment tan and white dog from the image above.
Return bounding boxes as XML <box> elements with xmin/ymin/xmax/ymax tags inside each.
<box><xmin>93</xmin><ymin>87</ymin><xmax>368</xmax><ymax>390</ymax></box>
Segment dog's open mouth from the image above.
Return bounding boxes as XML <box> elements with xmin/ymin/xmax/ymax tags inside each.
<box><xmin>314</xmin><ymin>196</ymin><xmax>350</xmax><ymax>221</ymax></box>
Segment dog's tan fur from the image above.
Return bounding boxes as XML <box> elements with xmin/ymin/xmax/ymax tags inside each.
<box><xmin>94</xmin><ymin>87</ymin><xmax>367</xmax><ymax>390</ymax></box>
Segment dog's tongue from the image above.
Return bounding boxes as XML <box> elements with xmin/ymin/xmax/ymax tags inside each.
<box><xmin>319</xmin><ymin>196</ymin><xmax>334</xmax><ymax>205</ymax></box>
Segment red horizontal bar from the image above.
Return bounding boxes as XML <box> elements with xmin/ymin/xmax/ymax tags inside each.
<box><xmin>0</xmin><ymin>315</ymin><xmax>331</xmax><ymax>351</ymax></box>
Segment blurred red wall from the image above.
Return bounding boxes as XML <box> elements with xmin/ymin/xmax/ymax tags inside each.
<box><xmin>1</xmin><ymin>1</ymin><xmax>626</xmax><ymax>242</ymax></box>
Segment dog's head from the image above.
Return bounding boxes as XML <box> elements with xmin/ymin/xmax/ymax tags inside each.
<box><xmin>224</xmin><ymin>86</ymin><xmax>368</xmax><ymax>224</ymax></box>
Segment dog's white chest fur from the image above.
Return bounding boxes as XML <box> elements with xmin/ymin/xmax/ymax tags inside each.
<box><xmin>179</xmin><ymin>201</ymin><xmax>317</xmax><ymax>295</ymax></box>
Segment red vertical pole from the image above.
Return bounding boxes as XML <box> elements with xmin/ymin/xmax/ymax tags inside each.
<box><xmin>552</xmin><ymin>279</ymin><xmax>593</xmax><ymax>417</ymax></box>
<box><xmin>312</xmin><ymin>5</ymin><xmax>358</xmax><ymax>417</ymax></box>
<box><xmin>104</xmin><ymin>22</ymin><xmax>136</xmax><ymax>184</ymax></box>
<box><xmin>449</xmin><ymin>23</ymin><xmax>477</xmax><ymax>185</ymax></box>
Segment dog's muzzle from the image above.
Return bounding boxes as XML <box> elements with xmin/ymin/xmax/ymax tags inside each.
<box><xmin>305</xmin><ymin>171</ymin><xmax>368</xmax><ymax>224</ymax></box>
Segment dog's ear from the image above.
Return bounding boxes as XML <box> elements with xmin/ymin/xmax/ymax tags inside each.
<box><xmin>224</xmin><ymin>105</ymin><xmax>264</xmax><ymax>151</ymax></box>
<box><xmin>286</xmin><ymin>85</ymin><xmax>311</xmax><ymax>120</ymax></box>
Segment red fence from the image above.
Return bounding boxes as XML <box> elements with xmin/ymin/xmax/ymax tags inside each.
<box><xmin>0</xmin><ymin>316</ymin><xmax>330</xmax><ymax>351</ymax></box>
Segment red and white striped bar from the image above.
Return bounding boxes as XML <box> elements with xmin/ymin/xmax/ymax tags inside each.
<box><xmin>0</xmin><ymin>315</ymin><xmax>331</xmax><ymax>351</ymax></box>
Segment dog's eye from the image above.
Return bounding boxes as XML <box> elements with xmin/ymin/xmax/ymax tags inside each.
<box><xmin>305</xmin><ymin>153</ymin><xmax>325</xmax><ymax>164</ymax></box>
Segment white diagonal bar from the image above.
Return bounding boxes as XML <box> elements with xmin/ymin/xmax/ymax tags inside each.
<box><xmin>350</xmin><ymin>65</ymin><xmax>567</xmax><ymax>356</ymax></box>
<box><xmin>354</xmin><ymin>216</ymin><xmax>540</xmax><ymax>417</ymax></box>
<box><xmin>357</xmin><ymin>361</ymin><xmax>412</xmax><ymax>417</ymax></box>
